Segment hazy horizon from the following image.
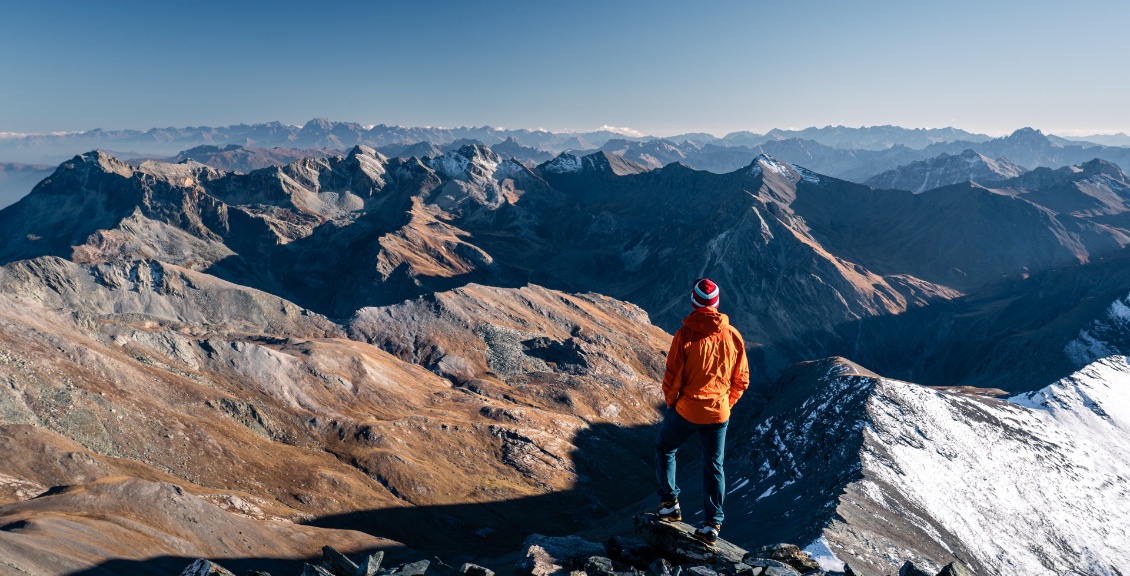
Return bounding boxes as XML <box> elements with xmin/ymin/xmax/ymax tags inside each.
<box><xmin>3</xmin><ymin>0</ymin><xmax>1129</xmax><ymax>137</ymax></box>
<box><xmin>1</xmin><ymin>120</ymin><xmax>1127</xmax><ymax>142</ymax></box>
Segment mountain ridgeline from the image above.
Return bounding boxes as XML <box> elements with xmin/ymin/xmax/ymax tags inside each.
<box><xmin>5</xmin><ymin>144</ymin><xmax>1130</xmax><ymax>388</ymax></box>
<box><xmin>3</xmin><ymin>141</ymin><xmax>1130</xmax><ymax>575</ymax></box>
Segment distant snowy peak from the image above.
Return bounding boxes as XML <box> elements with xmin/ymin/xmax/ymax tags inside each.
<box><xmin>540</xmin><ymin>151</ymin><xmax>647</xmax><ymax>177</ymax></box>
<box><xmin>543</xmin><ymin>153</ymin><xmax>583</xmax><ymax>174</ymax></box>
<box><xmin>427</xmin><ymin>144</ymin><xmax>503</xmax><ymax>181</ymax></box>
<box><xmin>748</xmin><ymin>154</ymin><xmax>820</xmax><ymax>184</ymax></box>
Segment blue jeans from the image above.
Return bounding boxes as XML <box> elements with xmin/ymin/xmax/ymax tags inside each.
<box><xmin>655</xmin><ymin>407</ymin><xmax>728</xmax><ymax>526</ymax></box>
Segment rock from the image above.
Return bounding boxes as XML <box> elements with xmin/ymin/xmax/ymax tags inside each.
<box><xmin>842</xmin><ymin>564</ymin><xmax>858</xmax><ymax>576</ymax></box>
<box><xmin>460</xmin><ymin>563</ymin><xmax>495</xmax><ymax>576</ymax></box>
<box><xmin>519</xmin><ymin>534</ymin><xmax>607</xmax><ymax>572</ymax></box>
<box><xmin>685</xmin><ymin>567</ymin><xmax>718</xmax><ymax>576</ymax></box>
<box><xmin>321</xmin><ymin>546</ymin><xmax>361</xmax><ymax>576</ymax></box>
<box><xmin>427</xmin><ymin>558</ymin><xmax>462</xmax><ymax>576</ymax></box>
<box><xmin>358</xmin><ymin>552</ymin><xmax>385</xmax><ymax>576</ymax></box>
<box><xmin>518</xmin><ymin>545</ymin><xmax>564</xmax><ymax>576</ymax></box>
<box><xmin>648</xmin><ymin>558</ymin><xmax>675</xmax><ymax>576</ymax></box>
<box><xmin>606</xmin><ymin>535</ymin><xmax>655</xmax><ymax>568</ymax></box>
<box><xmin>743</xmin><ymin>545</ymin><xmax>821</xmax><ymax>574</ymax></box>
<box><xmin>584</xmin><ymin>556</ymin><xmax>616</xmax><ymax>576</ymax></box>
<box><xmin>730</xmin><ymin>563</ymin><xmax>754</xmax><ymax>575</ymax></box>
<box><xmin>742</xmin><ymin>558</ymin><xmax>801</xmax><ymax>576</ymax></box>
<box><xmin>303</xmin><ymin>564</ymin><xmax>337</xmax><ymax>576</ymax></box>
<box><xmin>180</xmin><ymin>559</ymin><xmax>237</xmax><ymax>576</ymax></box>
<box><xmin>898</xmin><ymin>562</ymin><xmax>931</xmax><ymax>576</ymax></box>
<box><xmin>248</xmin><ymin>571</ymin><xmax>272</xmax><ymax>576</ymax></box>
<box><xmin>399</xmin><ymin>560</ymin><xmax>431</xmax><ymax>576</ymax></box>
<box><xmin>633</xmin><ymin>514</ymin><xmax>745</xmax><ymax>565</ymax></box>
<box><xmin>935</xmin><ymin>562</ymin><xmax>975</xmax><ymax>576</ymax></box>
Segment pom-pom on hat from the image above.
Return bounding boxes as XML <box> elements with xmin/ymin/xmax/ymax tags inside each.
<box><xmin>691</xmin><ymin>278</ymin><xmax>719</xmax><ymax>309</ymax></box>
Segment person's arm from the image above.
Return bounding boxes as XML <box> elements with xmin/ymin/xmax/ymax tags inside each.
<box><xmin>662</xmin><ymin>330</ymin><xmax>685</xmax><ymax>408</ymax></box>
<box><xmin>729</xmin><ymin>328</ymin><xmax>750</xmax><ymax>408</ymax></box>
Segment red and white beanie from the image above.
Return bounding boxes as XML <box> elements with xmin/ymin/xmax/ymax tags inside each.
<box><xmin>691</xmin><ymin>278</ymin><xmax>719</xmax><ymax>309</ymax></box>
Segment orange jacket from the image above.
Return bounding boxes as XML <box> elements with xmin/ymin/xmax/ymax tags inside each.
<box><xmin>662</xmin><ymin>307</ymin><xmax>750</xmax><ymax>424</ymax></box>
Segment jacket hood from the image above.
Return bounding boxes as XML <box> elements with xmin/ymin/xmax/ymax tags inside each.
<box><xmin>682</xmin><ymin>307</ymin><xmax>729</xmax><ymax>335</ymax></box>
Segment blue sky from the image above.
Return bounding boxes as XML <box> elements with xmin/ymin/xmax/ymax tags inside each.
<box><xmin>1</xmin><ymin>0</ymin><xmax>1127</xmax><ymax>136</ymax></box>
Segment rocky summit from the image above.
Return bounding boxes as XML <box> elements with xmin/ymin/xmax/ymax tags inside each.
<box><xmin>1</xmin><ymin>143</ymin><xmax>1130</xmax><ymax>576</ymax></box>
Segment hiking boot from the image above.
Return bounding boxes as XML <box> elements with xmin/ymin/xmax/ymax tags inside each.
<box><xmin>657</xmin><ymin>500</ymin><xmax>681</xmax><ymax>521</ymax></box>
<box><xmin>694</xmin><ymin>523</ymin><xmax>720</xmax><ymax>545</ymax></box>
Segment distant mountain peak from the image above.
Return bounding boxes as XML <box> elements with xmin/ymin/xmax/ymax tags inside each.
<box><xmin>747</xmin><ymin>154</ymin><xmax>820</xmax><ymax>184</ymax></box>
<box><xmin>427</xmin><ymin>144</ymin><xmax>502</xmax><ymax>181</ymax></box>
<box><xmin>1077</xmin><ymin>157</ymin><xmax>1127</xmax><ymax>180</ymax></box>
<box><xmin>540</xmin><ymin>151</ymin><xmax>646</xmax><ymax>176</ymax></box>
<box><xmin>542</xmin><ymin>153</ymin><xmax>583</xmax><ymax>174</ymax></box>
<box><xmin>74</xmin><ymin>150</ymin><xmax>135</xmax><ymax>178</ymax></box>
<box><xmin>865</xmin><ymin>149</ymin><xmax>1027</xmax><ymax>192</ymax></box>
<box><xmin>1005</xmin><ymin>127</ymin><xmax>1057</xmax><ymax>147</ymax></box>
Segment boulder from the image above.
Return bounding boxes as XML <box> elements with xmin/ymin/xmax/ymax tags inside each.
<box><xmin>518</xmin><ymin>534</ymin><xmax>607</xmax><ymax>574</ymax></box>
<box><xmin>461</xmin><ymin>563</ymin><xmax>496</xmax><ymax>576</ymax></box>
<box><xmin>898</xmin><ymin>562</ymin><xmax>931</xmax><ymax>576</ymax></box>
<box><xmin>633</xmin><ymin>514</ymin><xmax>745</xmax><ymax>565</ymax></box>
<box><xmin>685</xmin><ymin>567</ymin><xmax>718</xmax><ymax>576</ymax></box>
<box><xmin>180</xmin><ymin>559</ymin><xmax>237</xmax><ymax>576</ymax></box>
<box><xmin>302</xmin><ymin>564</ymin><xmax>336</xmax><ymax>576</ymax></box>
<box><xmin>606</xmin><ymin>535</ymin><xmax>656</xmax><ymax>568</ymax></box>
<box><xmin>936</xmin><ymin>562</ymin><xmax>975</xmax><ymax>576</ymax></box>
<box><xmin>518</xmin><ymin>545</ymin><xmax>565</xmax><ymax>576</ymax></box>
<box><xmin>584</xmin><ymin>556</ymin><xmax>616</xmax><ymax>576</ymax></box>
<box><xmin>742</xmin><ymin>558</ymin><xmax>802</xmax><ymax>576</ymax></box>
<box><xmin>359</xmin><ymin>552</ymin><xmax>385</xmax><ymax>576</ymax></box>
<box><xmin>743</xmin><ymin>545</ymin><xmax>821</xmax><ymax>574</ymax></box>
<box><xmin>648</xmin><ymin>558</ymin><xmax>676</xmax><ymax>576</ymax></box>
<box><xmin>399</xmin><ymin>560</ymin><xmax>431</xmax><ymax>576</ymax></box>
<box><xmin>321</xmin><ymin>545</ymin><xmax>361</xmax><ymax>576</ymax></box>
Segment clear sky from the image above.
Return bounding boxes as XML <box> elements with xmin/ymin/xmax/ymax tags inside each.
<box><xmin>1</xmin><ymin>0</ymin><xmax>1127</xmax><ymax>137</ymax></box>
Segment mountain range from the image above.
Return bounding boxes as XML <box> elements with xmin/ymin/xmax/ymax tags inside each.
<box><xmin>2</xmin><ymin>143</ymin><xmax>1130</xmax><ymax>574</ymax></box>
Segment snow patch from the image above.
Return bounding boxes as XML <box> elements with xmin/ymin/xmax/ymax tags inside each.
<box><xmin>544</xmin><ymin>154</ymin><xmax>583</xmax><ymax>174</ymax></box>
<box><xmin>728</xmin><ymin>478</ymin><xmax>750</xmax><ymax>495</ymax></box>
<box><xmin>804</xmin><ymin>537</ymin><xmax>846</xmax><ymax>572</ymax></box>
<box><xmin>789</xmin><ymin>163</ymin><xmax>822</xmax><ymax>183</ymax></box>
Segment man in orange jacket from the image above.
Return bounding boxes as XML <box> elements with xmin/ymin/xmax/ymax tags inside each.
<box><xmin>655</xmin><ymin>278</ymin><xmax>749</xmax><ymax>545</ymax></box>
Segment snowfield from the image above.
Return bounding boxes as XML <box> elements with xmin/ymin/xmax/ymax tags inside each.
<box><xmin>729</xmin><ymin>357</ymin><xmax>1130</xmax><ymax>575</ymax></box>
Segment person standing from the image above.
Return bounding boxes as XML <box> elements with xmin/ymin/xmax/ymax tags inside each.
<box><xmin>655</xmin><ymin>278</ymin><xmax>750</xmax><ymax>544</ymax></box>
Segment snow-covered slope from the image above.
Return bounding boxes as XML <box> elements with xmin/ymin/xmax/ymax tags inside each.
<box><xmin>724</xmin><ymin>357</ymin><xmax>1130</xmax><ymax>576</ymax></box>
